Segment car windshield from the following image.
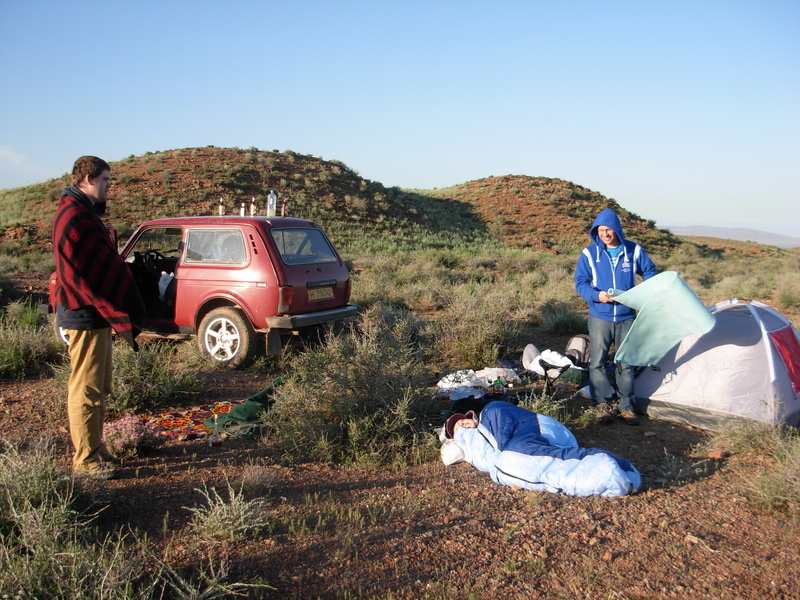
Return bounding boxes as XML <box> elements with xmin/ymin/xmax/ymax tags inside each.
<box><xmin>270</xmin><ymin>228</ymin><xmax>338</xmax><ymax>265</ymax></box>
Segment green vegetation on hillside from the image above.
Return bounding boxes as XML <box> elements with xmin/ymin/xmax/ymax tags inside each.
<box><xmin>1</xmin><ymin>146</ymin><xmax>680</xmax><ymax>255</ymax></box>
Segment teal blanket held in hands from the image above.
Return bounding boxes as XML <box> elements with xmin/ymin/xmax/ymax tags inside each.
<box><xmin>612</xmin><ymin>271</ymin><xmax>715</xmax><ymax>367</ymax></box>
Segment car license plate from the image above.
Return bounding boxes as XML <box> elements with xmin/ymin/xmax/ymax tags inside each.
<box><xmin>308</xmin><ymin>287</ymin><xmax>334</xmax><ymax>301</ymax></box>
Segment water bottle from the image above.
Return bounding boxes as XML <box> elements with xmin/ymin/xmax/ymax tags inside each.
<box><xmin>208</xmin><ymin>414</ymin><xmax>223</xmax><ymax>448</ymax></box>
<box><xmin>267</xmin><ymin>190</ymin><xmax>277</xmax><ymax>217</ymax></box>
<box><xmin>493</xmin><ymin>377</ymin><xmax>505</xmax><ymax>395</ymax></box>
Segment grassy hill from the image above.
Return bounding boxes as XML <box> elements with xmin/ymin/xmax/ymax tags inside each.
<box><xmin>0</xmin><ymin>146</ymin><xmax>681</xmax><ymax>255</ymax></box>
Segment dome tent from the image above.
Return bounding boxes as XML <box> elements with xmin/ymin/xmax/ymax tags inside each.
<box><xmin>634</xmin><ymin>299</ymin><xmax>800</xmax><ymax>431</ymax></box>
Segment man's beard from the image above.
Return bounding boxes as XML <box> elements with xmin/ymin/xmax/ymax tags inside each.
<box><xmin>95</xmin><ymin>201</ymin><xmax>107</xmax><ymax>216</ymax></box>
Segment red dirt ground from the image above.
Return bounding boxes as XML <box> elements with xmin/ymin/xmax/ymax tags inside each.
<box><xmin>2</xmin><ymin>351</ymin><xmax>798</xmax><ymax>599</ymax></box>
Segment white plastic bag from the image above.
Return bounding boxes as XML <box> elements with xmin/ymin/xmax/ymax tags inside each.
<box><xmin>158</xmin><ymin>271</ymin><xmax>174</xmax><ymax>301</ymax></box>
<box><xmin>437</xmin><ymin>427</ymin><xmax>466</xmax><ymax>465</ymax></box>
<box><xmin>437</xmin><ymin>369</ymin><xmax>479</xmax><ymax>390</ymax></box>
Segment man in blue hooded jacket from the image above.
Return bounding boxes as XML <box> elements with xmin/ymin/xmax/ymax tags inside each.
<box><xmin>574</xmin><ymin>208</ymin><xmax>657</xmax><ymax>425</ymax></box>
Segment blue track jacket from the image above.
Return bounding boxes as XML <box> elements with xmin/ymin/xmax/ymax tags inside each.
<box><xmin>574</xmin><ymin>208</ymin><xmax>657</xmax><ymax>322</ymax></box>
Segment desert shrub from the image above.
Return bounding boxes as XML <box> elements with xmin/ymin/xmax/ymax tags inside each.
<box><xmin>537</xmin><ymin>299</ymin><xmax>587</xmax><ymax>335</ymax></box>
<box><xmin>0</xmin><ymin>438</ymin><xmax>259</xmax><ymax>598</ymax></box>
<box><xmin>0</xmin><ymin>438</ymin><xmax>72</xmax><ymax>532</ymax></box>
<box><xmin>108</xmin><ymin>342</ymin><xmax>200</xmax><ymax>413</ymax></box>
<box><xmin>778</xmin><ymin>286</ymin><xmax>800</xmax><ymax>310</ymax></box>
<box><xmin>263</xmin><ymin>307</ymin><xmax>439</xmax><ymax>464</ymax></box>
<box><xmin>2</xmin><ymin>297</ymin><xmax>47</xmax><ymax>327</ymax></box>
<box><xmin>775</xmin><ymin>271</ymin><xmax>800</xmax><ymax>310</ymax></box>
<box><xmin>0</xmin><ymin>438</ymin><xmax>145</xmax><ymax>599</ymax></box>
<box><xmin>747</xmin><ymin>429</ymin><xmax>800</xmax><ymax>515</ymax></box>
<box><xmin>494</xmin><ymin>250</ymin><xmax>540</xmax><ymax>276</ymax></box>
<box><xmin>0</xmin><ymin>250</ymin><xmax>55</xmax><ymax>277</ymax></box>
<box><xmin>0</xmin><ymin>272</ymin><xmax>13</xmax><ymax>306</ymax></box>
<box><xmin>427</xmin><ymin>283</ymin><xmax>519</xmax><ymax>368</ymax></box>
<box><xmin>185</xmin><ymin>478</ymin><xmax>270</xmax><ymax>542</ymax></box>
<box><xmin>239</xmin><ymin>460</ymin><xmax>276</xmax><ymax>499</ymax></box>
<box><xmin>706</xmin><ymin>272</ymin><xmax>772</xmax><ymax>302</ymax></box>
<box><xmin>516</xmin><ymin>387</ymin><xmax>574</xmax><ymax>423</ymax></box>
<box><xmin>704</xmin><ymin>421</ymin><xmax>800</xmax><ymax>515</ymax></box>
<box><xmin>348</xmin><ymin>254</ymin><xmax>407</xmax><ymax>309</ymax></box>
<box><xmin>705</xmin><ymin>420</ymin><xmax>780</xmax><ymax>456</ymax></box>
<box><xmin>0</xmin><ymin>322</ymin><xmax>61</xmax><ymax>379</ymax></box>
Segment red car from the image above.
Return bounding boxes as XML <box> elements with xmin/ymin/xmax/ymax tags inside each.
<box><xmin>50</xmin><ymin>215</ymin><xmax>358</xmax><ymax>367</ymax></box>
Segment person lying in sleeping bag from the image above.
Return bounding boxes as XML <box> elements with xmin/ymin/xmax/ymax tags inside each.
<box><xmin>441</xmin><ymin>401</ymin><xmax>641</xmax><ymax>497</ymax></box>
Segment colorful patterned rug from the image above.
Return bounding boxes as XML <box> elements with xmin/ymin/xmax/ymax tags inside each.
<box><xmin>142</xmin><ymin>400</ymin><xmax>243</xmax><ymax>440</ymax></box>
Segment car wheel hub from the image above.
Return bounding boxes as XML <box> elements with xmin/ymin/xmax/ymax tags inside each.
<box><xmin>205</xmin><ymin>318</ymin><xmax>240</xmax><ymax>359</ymax></box>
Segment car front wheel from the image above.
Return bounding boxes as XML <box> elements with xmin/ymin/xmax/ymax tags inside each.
<box><xmin>197</xmin><ymin>307</ymin><xmax>257</xmax><ymax>368</ymax></box>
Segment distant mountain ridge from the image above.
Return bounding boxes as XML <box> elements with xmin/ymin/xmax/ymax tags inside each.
<box><xmin>664</xmin><ymin>225</ymin><xmax>800</xmax><ymax>249</ymax></box>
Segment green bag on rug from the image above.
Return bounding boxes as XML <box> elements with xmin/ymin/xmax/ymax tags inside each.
<box><xmin>203</xmin><ymin>376</ymin><xmax>287</xmax><ymax>439</ymax></box>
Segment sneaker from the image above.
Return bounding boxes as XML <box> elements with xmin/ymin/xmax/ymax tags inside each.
<box><xmin>75</xmin><ymin>463</ymin><xmax>117</xmax><ymax>480</ymax></box>
<box><xmin>619</xmin><ymin>410</ymin><xmax>640</xmax><ymax>426</ymax></box>
<box><xmin>594</xmin><ymin>402</ymin><xmax>615</xmax><ymax>424</ymax></box>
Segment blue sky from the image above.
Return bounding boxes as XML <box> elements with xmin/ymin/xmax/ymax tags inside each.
<box><xmin>1</xmin><ymin>1</ymin><xmax>798</xmax><ymax>236</ymax></box>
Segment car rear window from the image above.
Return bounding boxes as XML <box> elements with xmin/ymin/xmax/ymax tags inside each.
<box><xmin>270</xmin><ymin>228</ymin><xmax>338</xmax><ymax>265</ymax></box>
<box><xmin>185</xmin><ymin>229</ymin><xmax>247</xmax><ymax>264</ymax></box>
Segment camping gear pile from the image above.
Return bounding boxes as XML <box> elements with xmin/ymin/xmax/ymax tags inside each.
<box><xmin>436</xmin><ymin>336</ymin><xmax>589</xmax><ymax>404</ymax></box>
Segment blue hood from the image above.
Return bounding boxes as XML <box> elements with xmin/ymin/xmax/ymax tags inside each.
<box><xmin>589</xmin><ymin>208</ymin><xmax>625</xmax><ymax>248</ymax></box>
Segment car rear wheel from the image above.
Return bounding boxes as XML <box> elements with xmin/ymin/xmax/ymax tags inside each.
<box><xmin>197</xmin><ymin>307</ymin><xmax>256</xmax><ymax>368</ymax></box>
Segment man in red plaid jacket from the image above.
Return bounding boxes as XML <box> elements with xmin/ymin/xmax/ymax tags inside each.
<box><xmin>52</xmin><ymin>156</ymin><xmax>144</xmax><ymax>479</ymax></box>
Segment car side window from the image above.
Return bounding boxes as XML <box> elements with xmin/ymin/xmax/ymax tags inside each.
<box><xmin>271</xmin><ymin>229</ymin><xmax>338</xmax><ymax>265</ymax></box>
<box><xmin>185</xmin><ymin>229</ymin><xmax>247</xmax><ymax>264</ymax></box>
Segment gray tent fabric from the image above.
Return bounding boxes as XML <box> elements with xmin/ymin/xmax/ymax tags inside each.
<box><xmin>635</xmin><ymin>300</ymin><xmax>800</xmax><ymax>430</ymax></box>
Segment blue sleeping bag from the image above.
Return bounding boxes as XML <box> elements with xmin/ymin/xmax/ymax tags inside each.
<box><xmin>451</xmin><ymin>401</ymin><xmax>640</xmax><ymax>497</ymax></box>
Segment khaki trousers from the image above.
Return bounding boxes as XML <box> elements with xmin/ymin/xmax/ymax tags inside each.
<box><xmin>66</xmin><ymin>328</ymin><xmax>113</xmax><ymax>471</ymax></box>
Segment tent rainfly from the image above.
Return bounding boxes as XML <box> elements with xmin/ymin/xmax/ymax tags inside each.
<box><xmin>634</xmin><ymin>299</ymin><xmax>800</xmax><ymax>431</ymax></box>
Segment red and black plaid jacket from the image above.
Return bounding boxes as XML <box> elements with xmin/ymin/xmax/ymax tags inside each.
<box><xmin>52</xmin><ymin>187</ymin><xmax>144</xmax><ymax>349</ymax></box>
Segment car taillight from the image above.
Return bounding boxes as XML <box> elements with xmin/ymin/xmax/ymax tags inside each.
<box><xmin>278</xmin><ymin>287</ymin><xmax>294</xmax><ymax>313</ymax></box>
<box><xmin>344</xmin><ymin>278</ymin><xmax>352</xmax><ymax>302</ymax></box>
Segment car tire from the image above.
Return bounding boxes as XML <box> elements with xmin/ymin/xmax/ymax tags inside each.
<box><xmin>197</xmin><ymin>307</ymin><xmax>256</xmax><ymax>368</ymax></box>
